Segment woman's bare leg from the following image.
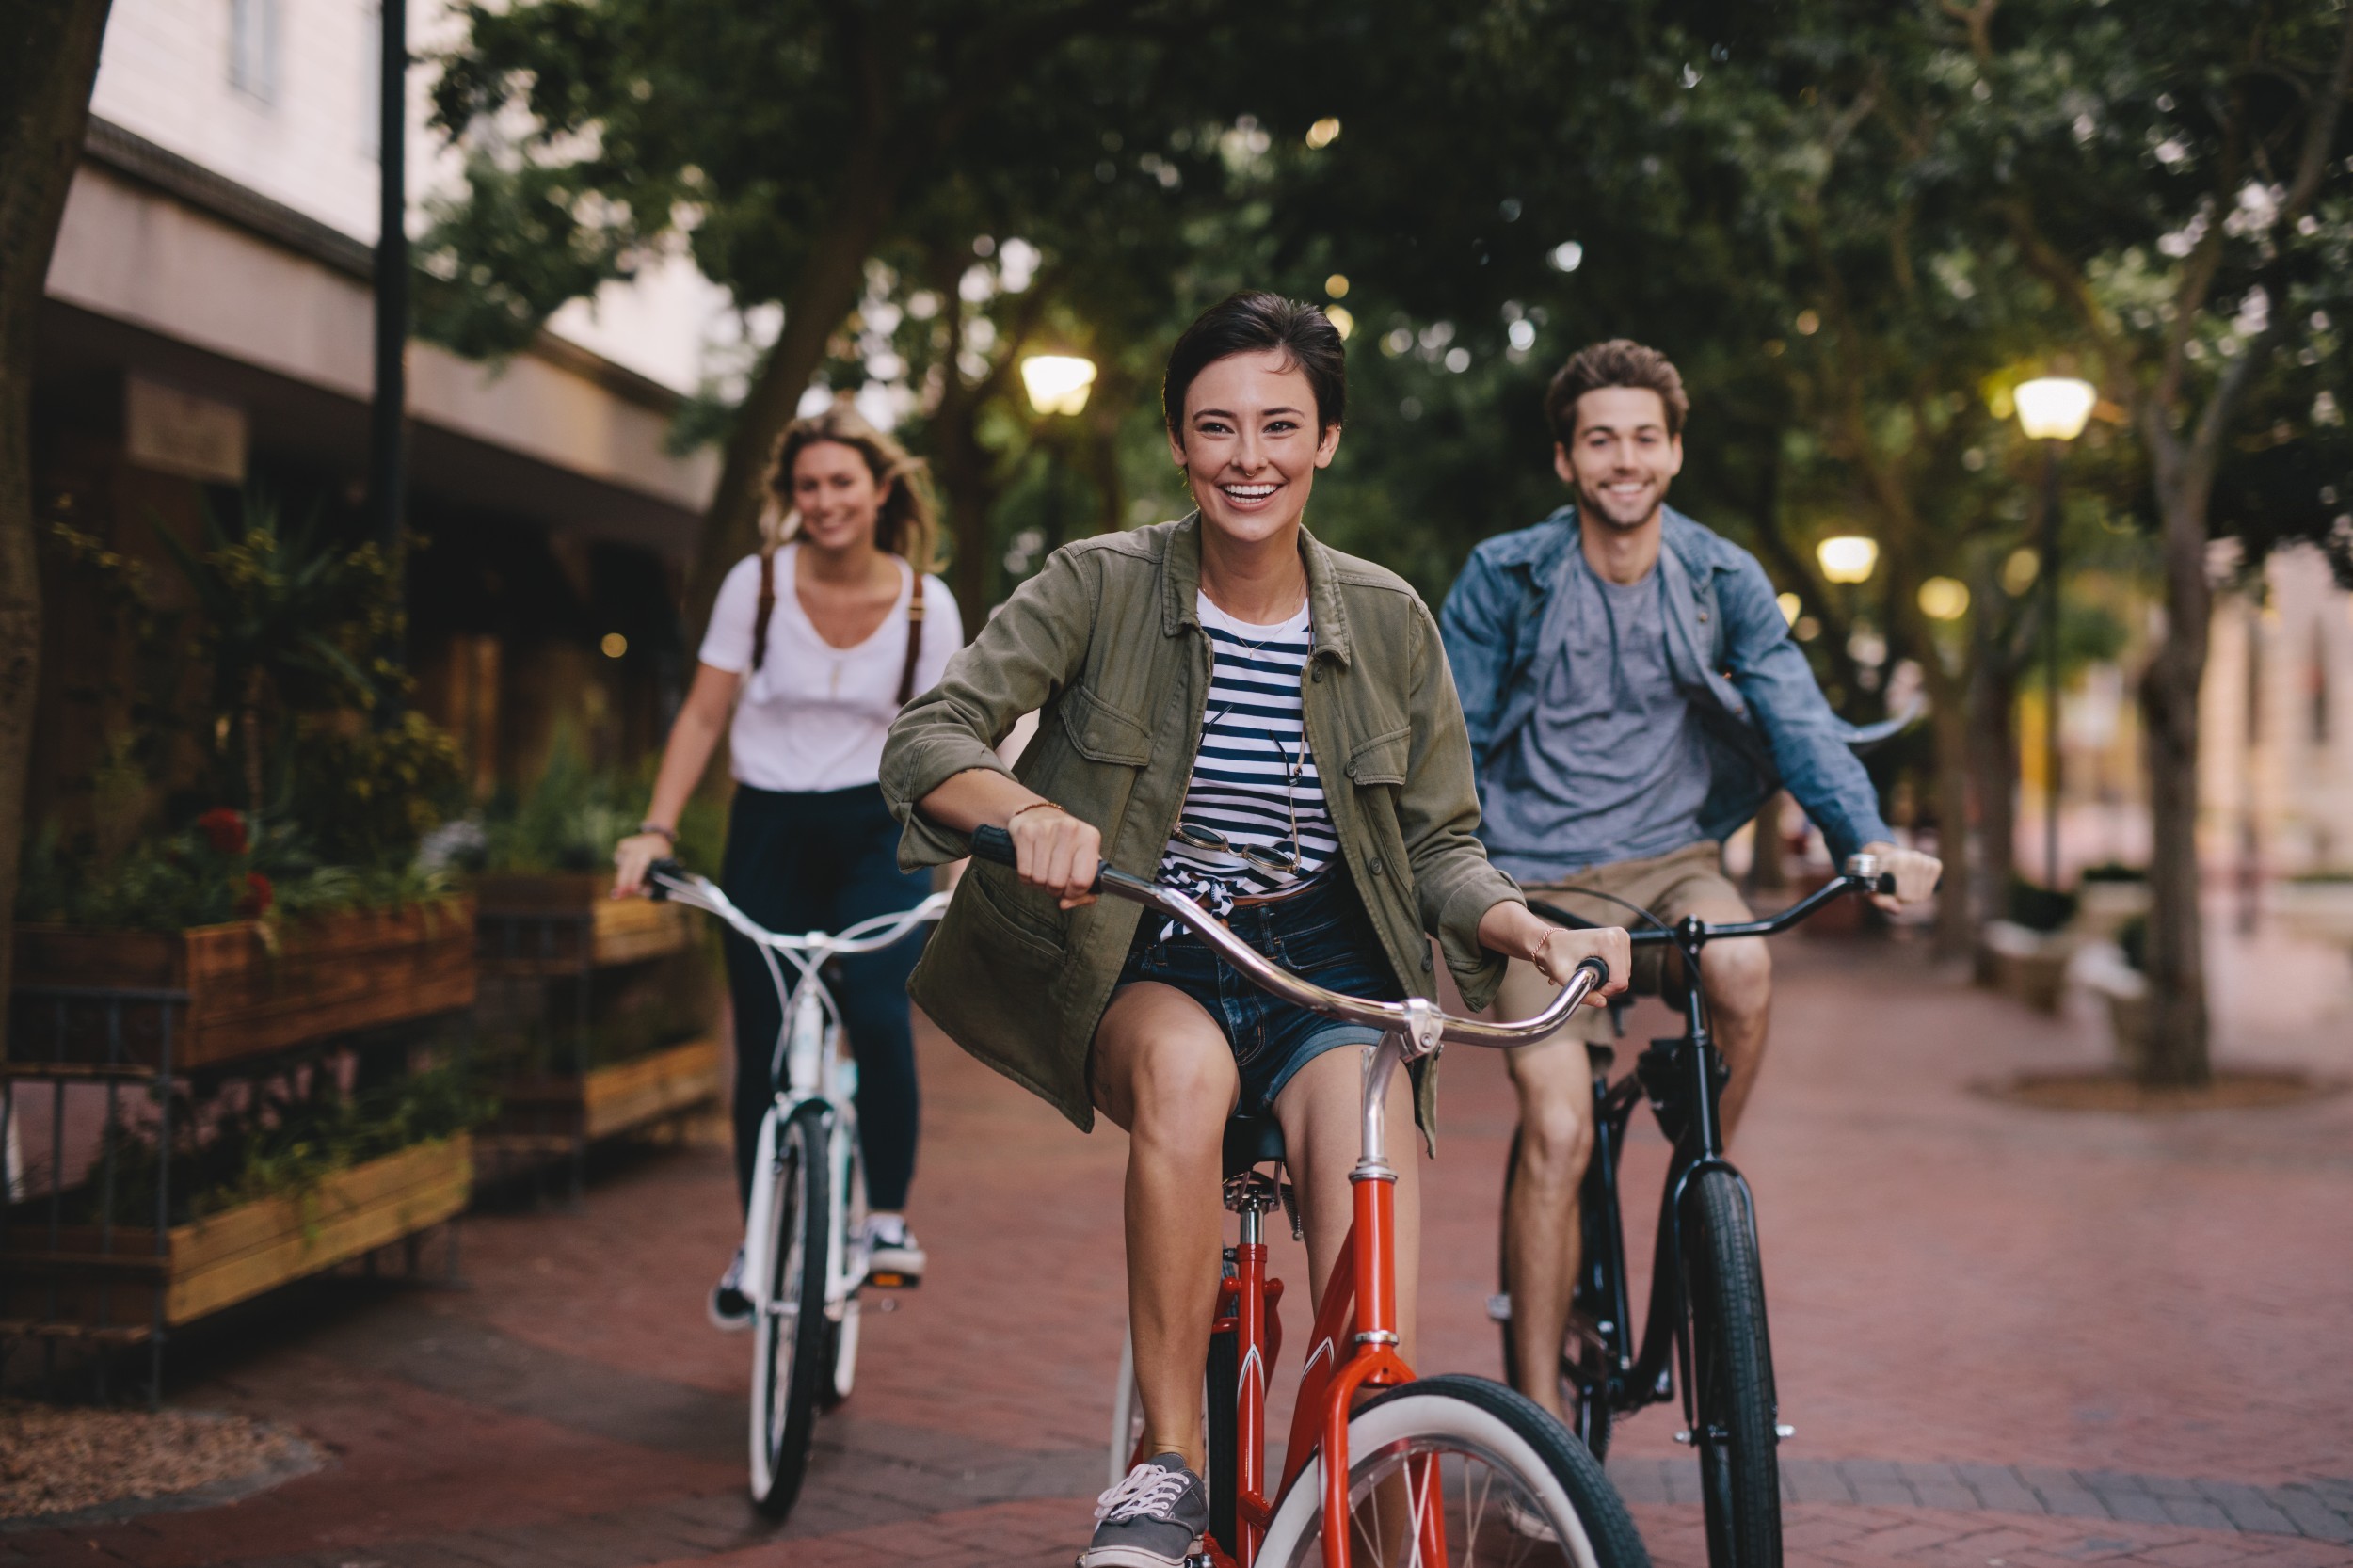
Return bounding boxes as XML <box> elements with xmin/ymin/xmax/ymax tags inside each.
<box><xmin>1091</xmin><ymin>982</ymin><xmax>1240</xmax><ymax>1472</ymax></box>
<box><xmin>1272</xmin><ymin>1043</ymin><xmax>1418</xmax><ymax>1362</ymax></box>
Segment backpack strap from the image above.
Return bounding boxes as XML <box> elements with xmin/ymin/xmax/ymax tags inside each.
<box><xmin>895</xmin><ymin>575</ymin><xmax>927</xmax><ymax>707</ymax></box>
<box><xmin>751</xmin><ymin>549</ymin><xmax>776</xmax><ymax>673</ymax></box>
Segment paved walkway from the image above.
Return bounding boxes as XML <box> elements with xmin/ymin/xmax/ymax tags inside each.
<box><xmin>7</xmin><ymin>920</ymin><xmax>2350</xmax><ymax>1568</ymax></box>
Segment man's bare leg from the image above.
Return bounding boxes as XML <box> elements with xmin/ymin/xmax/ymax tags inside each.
<box><xmin>1091</xmin><ymin>983</ymin><xmax>1240</xmax><ymax>1472</ymax></box>
<box><xmin>1500</xmin><ymin>1032</ymin><xmax>1593</xmax><ymax>1421</ymax></box>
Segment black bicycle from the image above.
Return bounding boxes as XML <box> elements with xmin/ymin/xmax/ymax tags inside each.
<box><xmin>1495</xmin><ymin>852</ymin><xmax>1894</xmax><ymax>1568</ymax></box>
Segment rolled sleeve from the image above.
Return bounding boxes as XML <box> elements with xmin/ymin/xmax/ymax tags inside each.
<box><xmin>879</xmin><ymin>547</ymin><xmax>1095</xmax><ymax>869</ymax></box>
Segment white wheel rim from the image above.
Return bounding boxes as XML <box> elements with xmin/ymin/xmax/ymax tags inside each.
<box><xmin>1257</xmin><ymin>1392</ymin><xmax>1605</xmax><ymax>1568</ymax></box>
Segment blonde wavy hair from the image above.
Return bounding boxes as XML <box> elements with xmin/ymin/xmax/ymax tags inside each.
<box><xmin>760</xmin><ymin>403</ymin><xmax>941</xmax><ymax>571</ymax></box>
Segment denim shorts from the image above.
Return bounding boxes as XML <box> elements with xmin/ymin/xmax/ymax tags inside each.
<box><xmin>1115</xmin><ymin>872</ymin><xmax>1405</xmax><ymax>1116</ymax></box>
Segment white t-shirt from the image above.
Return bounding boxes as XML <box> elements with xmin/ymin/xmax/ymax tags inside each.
<box><xmin>698</xmin><ymin>546</ymin><xmax>962</xmax><ymax>793</ymax></box>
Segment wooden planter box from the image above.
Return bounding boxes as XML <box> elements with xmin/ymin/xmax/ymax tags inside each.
<box><xmin>2077</xmin><ymin>944</ymin><xmax>2152</xmax><ymax>1076</ymax></box>
<box><xmin>474</xmin><ymin>873</ymin><xmax>696</xmax><ymax>974</ymax></box>
<box><xmin>1977</xmin><ymin>920</ymin><xmax>2076</xmax><ymax>1014</ymax></box>
<box><xmin>2074</xmin><ymin>880</ymin><xmax>2152</xmax><ymax>941</ymax></box>
<box><xmin>3</xmin><ymin>1135</ymin><xmax>472</xmax><ymax>1334</ymax></box>
<box><xmin>11</xmin><ymin>899</ymin><xmax>477</xmax><ymax>1069</ymax></box>
<box><xmin>483</xmin><ymin>1033</ymin><xmax>723</xmax><ymax>1151</ymax></box>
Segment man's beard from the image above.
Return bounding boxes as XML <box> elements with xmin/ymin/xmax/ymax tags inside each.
<box><xmin>1576</xmin><ymin>474</ymin><xmax>1665</xmax><ymax>531</ymax></box>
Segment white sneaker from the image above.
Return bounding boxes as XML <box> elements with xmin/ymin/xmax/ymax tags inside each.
<box><xmin>863</xmin><ymin>1214</ymin><xmax>926</xmax><ymax>1286</ymax></box>
<box><xmin>708</xmin><ymin>1246</ymin><xmax>753</xmax><ymax>1331</ymax></box>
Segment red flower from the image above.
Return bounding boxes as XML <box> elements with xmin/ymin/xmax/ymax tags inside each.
<box><xmin>238</xmin><ymin>872</ymin><xmax>274</xmax><ymax>918</ymax></box>
<box><xmin>197</xmin><ymin>808</ymin><xmax>248</xmax><ymax>856</ymax></box>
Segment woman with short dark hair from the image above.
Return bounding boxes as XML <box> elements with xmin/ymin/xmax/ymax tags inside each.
<box><xmin>883</xmin><ymin>292</ymin><xmax>1628</xmax><ymax>1567</ymax></box>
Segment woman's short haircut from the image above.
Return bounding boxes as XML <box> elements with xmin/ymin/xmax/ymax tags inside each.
<box><xmin>1545</xmin><ymin>339</ymin><xmax>1690</xmax><ymax>442</ymax></box>
<box><xmin>1162</xmin><ymin>291</ymin><xmax>1347</xmax><ymax>434</ymax></box>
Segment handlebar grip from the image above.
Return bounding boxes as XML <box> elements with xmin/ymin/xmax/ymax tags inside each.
<box><xmin>645</xmin><ymin>856</ymin><xmax>684</xmax><ymax>900</ymax></box>
<box><xmin>969</xmin><ymin>824</ymin><xmax>1017</xmax><ymax>867</ymax></box>
<box><xmin>1573</xmin><ymin>954</ymin><xmax>1609</xmax><ymax>988</ymax></box>
<box><xmin>1876</xmin><ymin>872</ymin><xmax>1897</xmax><ymax>896</ymax></box>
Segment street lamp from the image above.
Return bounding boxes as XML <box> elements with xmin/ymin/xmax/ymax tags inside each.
<box><xmin>2014</xmin><ymin>376</ymin><xmax>2095</xmax><ymax>889</ymax></box>
<box><xmin>1817</xmin><ymin>535</ymin><xmax>1879</xmax><ymax>584</ymax></box>
<box><xmin>1020</xmin><ymin>354</ymin><xmax>1097</xmax><ymax>417</ymax></box>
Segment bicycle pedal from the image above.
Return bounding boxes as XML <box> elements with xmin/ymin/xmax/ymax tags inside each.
<box><xmin>1486</xmin><ymin>1292</ymin><xmax>1513</xmax><ymax>1323</ymax></box>
<box><xmin>865</xmin><ymin>1271</ymin><xmax>920</xmax><ymax>1290</ymax></box>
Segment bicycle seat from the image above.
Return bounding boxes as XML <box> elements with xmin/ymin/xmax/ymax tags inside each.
<box><xmin>1222</xmin><ymin>1112</ymin><xmax>1286</xmax><ymax>1177</ymax></box>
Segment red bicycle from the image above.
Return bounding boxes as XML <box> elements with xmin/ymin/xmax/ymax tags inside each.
<box><xmin>971</xmin><ymin>826</ymin><xmax>1649</xmax><ymax>1568</ymax></box>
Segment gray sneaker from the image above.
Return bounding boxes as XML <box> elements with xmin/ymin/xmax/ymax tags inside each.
<box><xmin>1078</xmin><ymin>1453</ymin><xmax>1208</xmax><ymax>1568</ymax></box>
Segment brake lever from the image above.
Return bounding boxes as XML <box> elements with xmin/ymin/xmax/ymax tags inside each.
<box><xmin>645</xmin><ymin>856</ymin><xmax>684</xmax><ymax>901</ymax></box>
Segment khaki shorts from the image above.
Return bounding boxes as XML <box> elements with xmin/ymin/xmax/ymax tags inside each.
<box><xmin>1494</xmin><ymin>840</ymin><xmax>1749</xmax><ymax>1044</ymax></box>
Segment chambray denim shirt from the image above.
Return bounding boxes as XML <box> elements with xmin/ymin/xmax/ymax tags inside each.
<box><xmin>1439</xmin><ymin>504</ymin><xmax>1898</xmax><ymax>863</ymax></box>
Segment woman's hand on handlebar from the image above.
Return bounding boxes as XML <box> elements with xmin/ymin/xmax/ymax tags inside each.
<box><xmin>1480</xmin><ymin>901</ymin><xmax>1629</xmax><ymax>1005</ymax></box>
<box><xmin>1008</xmin><ymin>802</ymin><xmax>1101</xmax><ymax>909</ymax></box>
<box><xmin>611</xmin><ymin>831</ymin><xmax>672</xmax><ymax>898</ymax></box>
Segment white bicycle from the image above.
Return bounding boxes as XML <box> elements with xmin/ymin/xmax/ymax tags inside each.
<box><xmin>647</xmin><ymin>859</ymin><xmax>947</xmax><ymax>1519</ymax></box>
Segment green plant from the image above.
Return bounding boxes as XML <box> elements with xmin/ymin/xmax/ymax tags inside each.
<box><xmin>70</xmin><ymin>1057</ymin><xmax>493</xmax><ymax>1229</ymax></box>
<box><xmin>483</xmin><ymin>729</ymin><xmax>724</xmax><ymax>876</ymax></box>
<box><xmin>2117</xmin><ymin>916</ymin><xmax>2149</xmax><ymax>974</ymax></box>
<box><xmin>2079</xmin><ymin>862</ymin><xmax>2149</xmax><ymax>884</ymax></box>
<box><xmin>2005</xmin><ymin>878</ymin><xmax>2079</xmax><ymax>935</ymax></box>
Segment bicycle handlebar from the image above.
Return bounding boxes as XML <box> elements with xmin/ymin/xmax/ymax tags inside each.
<box><xmin>644</xmin><ymin>858</ymin><xmax>948</xmax><ymax>954</ymax></box>
<box><xmin>1530</xmin><ymin>853</ymin><xmax>1897</xmax><ymax>947</ymax></box>
<box><xmin>966</xmin><ymin>824</ymin><xmax>1607</xmax><ymax>1051</ymax></box>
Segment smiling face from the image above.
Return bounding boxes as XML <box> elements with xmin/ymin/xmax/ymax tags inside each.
<box><xmin>1554</xmin><ymin>386</ymin><xmax>1684</xmax><ymax>532</ymax></box>
<box><xmin>1168</xmin><ymin>349</ymin><xmax>1341</xmax><ymax>546</ymax></box>
<box><xmin>790</xmin><ymin>440</ymin><xmax>891</xmax><ymax>553</ymax></box>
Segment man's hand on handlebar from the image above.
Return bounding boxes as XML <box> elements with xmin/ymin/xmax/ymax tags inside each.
<box><xmin>1859</xmin><ymin>840</ymin><xmax>1942</xmax><ymax>915</ymax></box>
<box><xmin>1007</xmin><ymin>802</ymin><xmax>1103</xmax><ymax>910</ymax></box>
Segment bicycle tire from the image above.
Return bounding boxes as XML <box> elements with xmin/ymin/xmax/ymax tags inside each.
<box><xmin>1205</xmin><ymin>1323</ymin><xmax>1239</xmax><ymax>1554</ymax></box>
<box><xmin>1257</xmin><ymin>1374</ymin><xmax>1649</xmax><ymax>1568</ymax></box>
<box><xmin>1497</xmin><ymin>1128</ymin><xmax>1615</xmax><ymax>1460</ymax></box>
<box><xmin>819</xmin><ymin>1118</ymin><xmax>865</xmax><ymax>1413</ymax></box>
<box><xmin>749</xmin><ymin>1101</ymin><xmax>829</xmax><ymax>1519</ymax></box>
<box><xmin>1684</xmin><ymin>1166</ymin><xmax>1781</xmax><ymax>1568</ymax></box>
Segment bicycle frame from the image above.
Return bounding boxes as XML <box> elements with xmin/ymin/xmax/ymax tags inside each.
<box><xmin>1530</xmin><ymin>858</ymin><xmax>1888</xmax><ymax>1444</ymax></box>
<box><xmin>968</xmin><ymin>827</ymin><xmax>1608</xmax><ymax>1568</ymax></box>
<box><xmin>648</xmin><ymin>868</ymin><xmax>948</xmax><ymax>1328</ymax></box>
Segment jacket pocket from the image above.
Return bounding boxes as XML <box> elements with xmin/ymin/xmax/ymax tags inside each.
<box><xmin>1344</xmin><ymin>726</ymin><xmax>1412</xmax><ymax>788</ymax></box>
<box><xmin>1063</xmin><ymin>684</ymin><xmax>1155</xmax><ymax>766</ymax></box>
<box><xmin>963</xmin><ymin>861</ymin><xmax>1067</xmax><ymax>959</ymax></box>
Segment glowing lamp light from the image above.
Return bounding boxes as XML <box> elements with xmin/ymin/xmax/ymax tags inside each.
<box><xmin>1020</xmin><ymin>354</ymin><xmax>1097</xmax><ymax>417</ymax></box>
<box><xmin>1305</xmin><ymin>117</ymin><xmax>1342</xmax><ymax>150</ymax></box>
<box><xmin>1917</xmin><ymin>576</ymin><xmax>1971</xmax><ymax>621</ymax></box>
<box><xmin>600</xmin><ymin>632</ymin><xmax>628</xmax><ymax>659</ymax></box>
<box><xmin>1324</xmin><ymin>304</ymin><xmax>1355</xmax><ymax>340</ymax></box>
<box><xmin>2014</xmin><ymin>376</ymin><xmax>2097</xmax><ymax>442</ymax></box>
<box><xmin>1776</xmin><ymin>591</ymin><xmax>1802</xmax><ymax>625</ymax></box>
<box><xmin>1816</xmin><ymin>535</ymin><xmax>1880</xmax><ymax>584</ymax></box>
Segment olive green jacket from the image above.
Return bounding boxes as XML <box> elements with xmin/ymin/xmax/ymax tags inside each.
<box><xmin>879</xmin><ymin>516</ymin><xmax>1524</xmax><ymax>1137</ymax></box>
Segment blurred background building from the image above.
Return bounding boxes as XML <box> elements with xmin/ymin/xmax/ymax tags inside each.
<box><xmin>30</xmin><ymin>0</ymin><xmax>729</xmax><ymax>822</ymax></box>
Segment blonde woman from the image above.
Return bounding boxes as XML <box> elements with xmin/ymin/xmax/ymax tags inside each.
<box><xmin>615</xmin><ymin>405</ymin><xmax>963</xmax><ymax>1324</ymax></box>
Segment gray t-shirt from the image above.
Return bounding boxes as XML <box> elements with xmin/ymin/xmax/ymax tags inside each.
<box><xmin>1482</xmin><ymin>552</ymin><xmax>1710</xmax><ymax>881</ymax></box>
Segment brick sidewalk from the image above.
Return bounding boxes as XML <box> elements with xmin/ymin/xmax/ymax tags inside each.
<box><xmin>7</xmin><ymin>929</ymin><xmax>2349</xmax><ymax>1567</ymax></box>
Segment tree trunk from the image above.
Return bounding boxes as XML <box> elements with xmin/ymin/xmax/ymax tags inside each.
<box><xmin>1965</xmin><ymin>615</ymin><xmax>2019</xmax><ymax>970</ymax></box>
<box><xmin>1925</xmin><ymin>656</ymin><xmax>1974</xmax><ymax>960</ymax></box>
<box><xmin>680</xmin><ymin>160</ymin><xmax>899</xmax><ymax>637</ymax></box>
<box><xmin>0</xmin><ymin>0</ymin><xmax>117</xmax><ymax>1058</ymax></box>
<box><xmin>2137</xmin><ymin>488</ymin><xmax>2214</xmax><ymax>1086</ymax></box>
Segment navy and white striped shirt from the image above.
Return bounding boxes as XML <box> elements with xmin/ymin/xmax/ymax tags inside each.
<box><xmin>1157</xmin><ymin>594</ymin><xmax>1337</xmax><ymax>917</ymax></box>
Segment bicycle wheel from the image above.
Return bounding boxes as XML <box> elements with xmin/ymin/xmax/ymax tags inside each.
<box><xmin>819</xmin><ymin>1116</ymin><xmax>864</xmax><ymax>1412</ymax></box>
<box><xmin>749</xmin><ymin>1101</ymin><xmax>829</xmax><ymax>1518</ymax></box>
<box><xmin>1257</xmin><ymin>1375</ymin><xmax>1650</xmax><ymax>1568</ymax></box>
<box><xmin>1682</xmin><ymin>1166</ymin><xmax>1780</xmax><ymax>1568</ymax></box>
<box><xmin>1497</xmin><ymin>1128</ymin><xmax>1614</xmax><ymax>1461</ymax></box>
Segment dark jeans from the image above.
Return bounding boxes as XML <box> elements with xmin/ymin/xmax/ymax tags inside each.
<box><xmin>721</xmin><ymin>782</ymin><xmax>928</xmax><ymax>1212</ymax></box>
